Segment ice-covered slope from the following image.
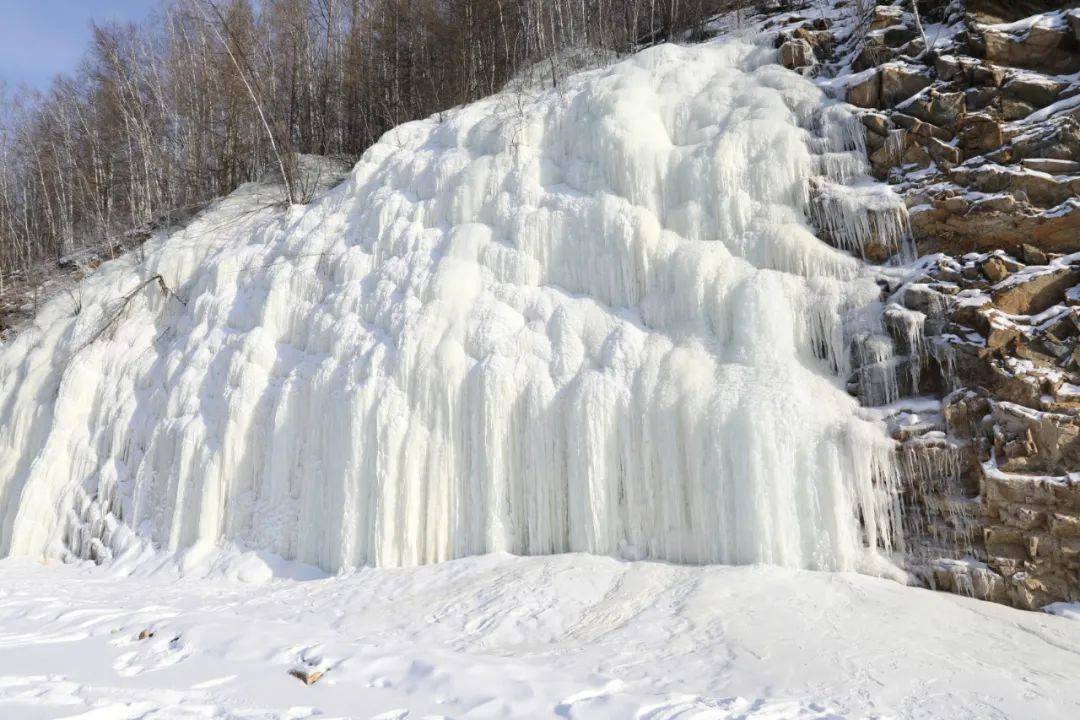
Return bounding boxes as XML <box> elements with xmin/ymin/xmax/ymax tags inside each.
<box><xmin>0</xmin><ymin>36</ymin><xmax>907</xmax><ymax>573</ymax></box>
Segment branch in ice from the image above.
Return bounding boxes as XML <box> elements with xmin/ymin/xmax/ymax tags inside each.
<box><xmin>75</xmin><ymin>274</ymin><xmax>186</xmax><ymax>354</ymax></box>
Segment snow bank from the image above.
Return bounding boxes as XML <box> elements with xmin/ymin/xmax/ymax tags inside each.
<box><xmin>1</xmin><ymin>554</ymin><xmax>1079</xmax><ymax>719</ymax></box>
<box><xmin>0</xmin><ymin>36</ymin><xmax>906</xmax><ymax>574</ymax></box>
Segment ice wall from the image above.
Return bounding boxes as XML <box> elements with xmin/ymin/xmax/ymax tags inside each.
<box><xmin>0</xmin><ymin>37</ymin><xmax>907</xmax><ymax>573</ymax></box>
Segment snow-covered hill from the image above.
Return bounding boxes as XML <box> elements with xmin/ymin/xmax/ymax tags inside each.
<box><xmin>0</xmin><ymin>34</ymin><xmax>908</xmax><ymax>576</ymax></box>
<box><xmin>2</xmin><ymin>553</ymin><xmax>1080</xmax><ymax>719</ymax></box>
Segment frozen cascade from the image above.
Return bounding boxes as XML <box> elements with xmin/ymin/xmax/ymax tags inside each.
<box><xmin>0</xmin><ymin>37</ymin><xmax>909</xmax><ymax>574</ymax></box>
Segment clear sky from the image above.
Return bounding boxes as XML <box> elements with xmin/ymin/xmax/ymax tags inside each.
<box><xmin>0</xmin><ymin>0</ymin><xmax>157</xmax><ymax>92</ymax></box>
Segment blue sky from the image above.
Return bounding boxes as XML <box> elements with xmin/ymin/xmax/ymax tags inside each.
<box><xmin>0</xmin><ymin>0</ymin><xmax>156</xmax><ymax>92</ymax></box>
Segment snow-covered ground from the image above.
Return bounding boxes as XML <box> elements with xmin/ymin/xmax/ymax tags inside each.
<box><xmin>1</xmin><ymin>553</ymin><xmax>1079</xmax><ymax>719</ymax></box>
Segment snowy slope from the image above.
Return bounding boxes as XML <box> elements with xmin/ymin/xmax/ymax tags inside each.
<box><xmin>0</xmin><ymin>34</ymin><xmax>909</xmax><ymax>575</ymax></box>
<box><xmin>2</xmin><ymin>553</ymin><xmax>1080</xmax><ymax>719</ymax></box>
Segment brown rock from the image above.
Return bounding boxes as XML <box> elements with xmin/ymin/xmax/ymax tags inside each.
<box><xmin>970</xmin><ymin>194</ymin><xmax>1018</xmax><ymax>214</ymax></box>
<box><xmin>780</xmin><ymin>39</ymin><xmax>815</xmax><ymax>70</ymax></box>
<box><xmin>935</xmin><ymin>54</ymin><xmax>963</xmax><ymax>81</ymax></box>
<box><xmin>853</xmin><ymin>42</ymin><xmax>894</xmax><ymax>72</ymax></box>
<box><xmin>964</xmin><ymin>87</ymin><xmax>998</xmax><ymax>112</ymax></box>
<box><xmin>1051</xmin><ymin>513</ymin><xmax>1080</xmax><ymax>538</ymax></box>
<box><xmin>958</xmin><ymin>113</ymin><xmax>1004</xmax><ymax>157</ymax></box>
<box><xmin>923</xmin><ymin>136</ymin><xmax>962</xmax><ymax>166</ymax></box>
<box><xmin>903</xmin><ymin>89</ymin><xmax>966</xmax><ymax>127</ymax></box>
<box><xmin>1004</xmin><ymin>74</ymin><xmax>1066</xmax><ymax>108</ymax></box>
<box><xmin>1002</xmin><ymin>97</ymin><xmax>1036</xmax><ymax>121</ymax></box>
<box><xmin>869</xmin><ymin>5</ymin><xmax>904</xmax><ymax>32</ymax></box>
<box><xmin>289</xmin><ymin>667</ymin><xmax>325</xmax><ymax>685</ymax></box>
<box><xmin>951</xmin><ymin>164</ymin><xmax>1076</xmax><ymax>208</ymax></box>
<box><xmin>984</xmin><ymin>18</ymin><xmax>1080</xmax><ymax>74</ymax></box>
<box><xmin>881</xmin><ymin>64</ymin><xmax>933</xmax><ymax>107</ymax></box>
<box><xmin>992</xmin><ymin>267</ymin><xmax>1079</xmax><ymax>315</ymax></box>
<box><xmin>861</xmin><ymin>111</ymin><xmax>892</xmax><ymax>136</ymax></box>
<box><xmin>911</xmin><ymin>199</ymin><xmax>1080</xmax><ymax>255</ymax></box>
<box><xmin>847</xmin><ymin>70</ymin><xmax>880</xmax><ymax>109</ymax></box>
<box><xmin>793</xmin><ymin>26</ymin><xmax>833</xmax><ymax>50</ymax></box>
<box><xmin>893</xmin><ymin>112</ymin><xmax>952</xmax><ymax>141</ymax></box>
<box><xmin>1008</xmin><ymin>117</ymin><xmax>1080</xmax><ymax>162</ymax></box>
<box><xmin>1021</xmin><ymin>243</ymin><xmax>1049</xmax><ymax>265</ymax></box>
<box><xmin>972</xmin><ymin>63</ymin><xmax>1007</xmax><ymax>87</ymax></box>
<box><xmin>979</xmin><ymin>255</ymin><xmax>1012</xmax><ymax>282</ymax></box>
<box><xmin>1021</xmin><ymin>158</ymin><xmax>1080</xmax><ymax>174</ymax></box>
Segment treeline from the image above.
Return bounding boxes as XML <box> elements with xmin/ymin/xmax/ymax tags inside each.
<box><xmin>0</xmin><ymin>0</ymin><xmax>753</xmax><ymax>286</ymax></box>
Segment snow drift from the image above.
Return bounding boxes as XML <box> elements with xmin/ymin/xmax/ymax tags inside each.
<box><xmin>0</xmin><ymin>36</ymin><xmax>908</xmax><ymax>573</ymax></box>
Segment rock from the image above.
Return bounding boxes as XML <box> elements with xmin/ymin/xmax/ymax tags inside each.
<box><xmin>861</xmin><ymin>111</ymin><xmax>892</xmax><ymax>136</ymax></box>
<box><xmin>935</xmin><ymin>54</ymin><xmax>963</xmax><ymax>81</ymax></box>
<box><xmin>792</xmin><ymin>26</ymin><xmax>833</xmax><ymax>50</ymax></box>
<box><xmin>289</xmin><ymin>667</ymin><xmax>325</xmax><ymax>685</ymax></box>
<box><xmin>1022</xmin><ymin>158</ymin><xmax>1080</xmax><ymax>174</ymax></box>
<box><xmin>958</xmin><ymin>113</ymin><xmax>1004</xmax><ymax>157</ymax></box>
<box><xmin>924</xmin><ymin>136</ymin><xmax>962</xmax><ymax>166</ymax></box>
<box><xmin>1051</xmin><ymin>512</ymin><xmax>1080</xmax><ymax>538</ymax></box>
<box><xmin>847</xmin><ymin>70</ymin><xmax>881</xmax><ymax>109</ymax></box>
<box><xmin>1021</xmin><ymin>243</ymin><xmax>1049</xmax><ymax>265</ymax></box>
<box><xmin>853</xmin><ymin>40</ymin><xmax>894</xmax><ymax>72</ymax></box>
<box><xmin>963</xmin><ymin>87</ymin><xmax>997</xmax><ymax>112</ymax></box>
<box><xmin>972</xmin><ymin>63</ymin><xmax>1006</xmax><ymax>87</ymax></box>
<box><xmin>138</xmin><ymin>629</ymin><xmax>156</xmax><ymax>641</ymax></box>
<box><xmin>1002</xmin><ymin>97</ymin><xmax>1036</xmax><ymax>121</ymax></box>
<box><xmin>992</xmin><ymin>267</ymin><xmax>1079</xmax><ymax>315</ymax></box>
<box><xmin>881</xmin><ymin>63</ymin><xmax>933</xmax><ymax>107</ymax></box>
<box><xmin>1070</xmin><ymin>8</ymin><xmax>1080</xmax><ymax>43</ymax></box>
<box><xmin>983</xmin><ymin>16</ymin><xmax>1080</xmax><ymax>75</ymax></box>
<box><xmin>1009</xmin><ymin>117</ymin><xmax>1080</xmax><ymax>162</ymax></box>
<box><xmin>869</xmin><ymin>5</ymin><xmax>905</xmax><ymax>32</ymax></box>
<box><xmin>951</xmin><ymin>164</ymin><xmax>1076</xmax><ymax>208</ymax></box>
<box><xmin>865</xmin><ymin>128</ymin><xmax>888</xmax><ymax>153</ymax></box>
<box><xmin>979</xmin><ymin>255</ymin><xmax>1012</xmax><ymax>282</ymax></box>
<box><xmin>881</xmin><ymin>25</ymin><xmax>918</xmax><ymax>48</ymax></box>
<box><xmin>1004</xmin><ymin>74</ymin><xmax>1066</xmax><ymax>108</ymax></box>
<box><xmin>910</xmin><ymin>197</ymin><xmax>1080</xmax><ymax>255</ymax></box>
<box><xmin>901</xmin><ymin>139</ymin><xmax>933</xmax><ymax>168</ymax></box>
<box><xmin>902</xmin><ymin>89</ymin><xmax>966</xmax><ymax>127</ymax></box>
<box><xmin>893</xmin><ymin>112</ymin><xmax>952</xmax><ymax>141</ymax></box>
<box><xmin>970</xmin><ymin>194</ymin><xmax>1017</xmax><ymax>214</ymax></box>
<box><xmin>780</xmin><ymin>39</ymin><xmax>815</xmax><ymax>70</ymax></box>
<box><xmin>967</xmin><ymin>0</ymin><xmax>1068</xmax><ymax>25</ymax></box>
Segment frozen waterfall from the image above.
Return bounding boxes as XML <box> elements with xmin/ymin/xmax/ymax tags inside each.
<box><xmin>0</xmin><ymin>36</ymin><xmax>908</xmax><ymax>574</ymax></box>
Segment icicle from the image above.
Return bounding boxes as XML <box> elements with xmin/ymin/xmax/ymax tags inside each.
<box><xmin>0</xmin><ymin>36</ymin><xmax>906</xmax><ymax>575</ymax></box>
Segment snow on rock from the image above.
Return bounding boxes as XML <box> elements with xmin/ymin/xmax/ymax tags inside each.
<box><xmin>0</xmin><ymin>36</ymin><xmax>907</xmax><ymax>574</ymax></box>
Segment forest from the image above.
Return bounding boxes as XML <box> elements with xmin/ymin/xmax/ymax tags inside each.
<box><xmin>0</xmin><ymin>0</ymin><xmax>751</xmax><ymax>291</ymax></box>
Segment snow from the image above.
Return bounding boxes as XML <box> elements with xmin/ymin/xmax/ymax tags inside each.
<box><xmin>0</xmin><ymin>35</ymin><xmax>908</xmax><ymax>575</ymax></box>
<box><xmin>1</xmin><ymin>553</ymin><xmax>1080</xmax><ymax>720</ymax></box>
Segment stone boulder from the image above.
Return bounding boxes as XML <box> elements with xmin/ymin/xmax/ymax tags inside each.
<box><xmin>958</xmin><ymin>113</ymin><xmax>1004</xmax><ymax>157</ymax></box>
<box><xmin>780</xmin><ymin>39</ymin><xmax>815</xmax><ymax>70</ymax></box>
<box><xmin>847</xmin><ymin>69</ymin><xmax>881</xmax><ymax>109</ymax></box>
<box><xmin>869</xmin><ymin>5</ymin><xmax>905</xmax><ymax>32</ymax></box>
<box><xmin>910</xmin><ymin>197</ymin><xmax>1080</xmax><ymax>255</ymax></box>
<box><xmin>992</xmin><ymin>267</ymin><xmax>1079</xmax><ymax>315</ymax></box>
<box><xmin>1022</xmin><ymin>158</ymin><xmax>1080</xmax><ymax>173</ymax></box>
<box><xmin>901</xmin><ymin>89</ymin><xmax>966</xmax><ymax>127</ymax></box>
<box><xmin>1003</xmin><ymin>74</ymin><xmax>1066</xmax><ymax>108</ymax></box>
<box><xmin>881</xmin><ymin>64</ymin><xmax>934</xmax><ymax>108</ymax></box>
<box><xmin>950</xmin><ymin>164</ymin><xmax>1077</xmax><ymax>208</ymax></box>
<box><xmin>982</xmin><ymin>14</ymin><xmax>1080</xmax><ymax>75</ymax></box>
<box><xmin>968</xmin><ymin>0</ymin><xmax>1070</xmax><ymax>25</ymax></box>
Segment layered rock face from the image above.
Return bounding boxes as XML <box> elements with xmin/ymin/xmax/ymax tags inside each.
<box><xmin>778</xmin><ymin>0</ymin><xmax>1080</xmax><ymax>608</ymax></box>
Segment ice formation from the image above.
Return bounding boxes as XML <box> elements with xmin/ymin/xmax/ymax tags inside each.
<box><xmin>0</xmin><ymin>37</ymin><xmax>908</xmax><ymax>573</ymax></box>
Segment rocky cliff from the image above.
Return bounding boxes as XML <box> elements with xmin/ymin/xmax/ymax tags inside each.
<box><xmin>780</xmin><ymin>0</ymin><xmax>1080</xmax><ymax>609</ymax></box>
